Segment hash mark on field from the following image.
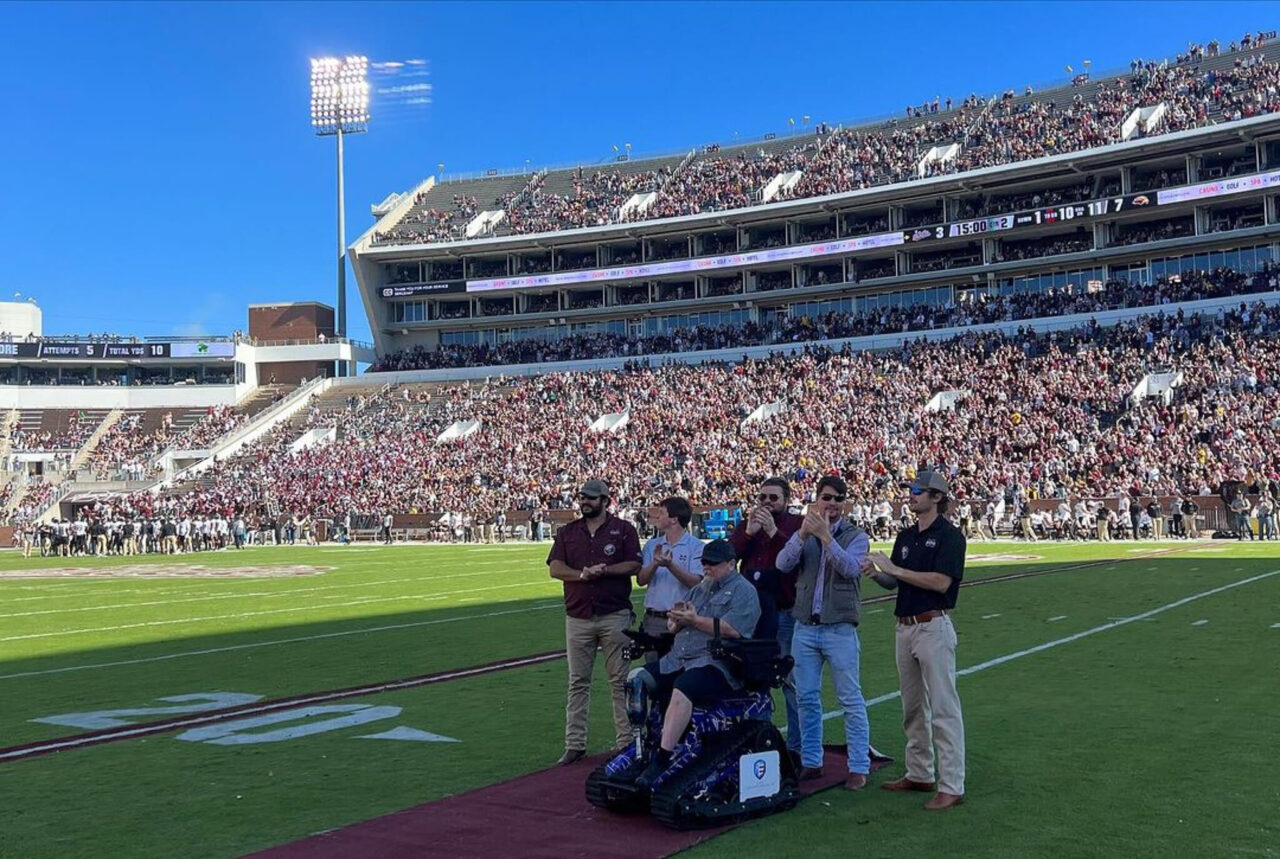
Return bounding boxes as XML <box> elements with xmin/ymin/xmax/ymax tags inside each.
<box><xmin>982</xmin><ymin>614</ymin><xmax>1001</xmax><ymax>620</ymax></box>
<box><xmin>1272</xmin><ymin>623</ymin><xmax>1280</xmax><ymax>629</ymax></box>
<box><xmin>1192</xmin><ymin>619</ymin><xmax>1209</xmax><ymax>626</ymax></box>
<box><xmin>1048</xmin><ymin>615</ymin><xmax>1067</xmax><ymax>622</ymax></box>
<box><xmin>865</xmin><ymin>608</ymin><xmax>884</xmax><ymax>614</ymax></box>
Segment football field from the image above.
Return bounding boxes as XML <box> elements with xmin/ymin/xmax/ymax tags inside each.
<box><xmin>2</xmin><ymin>539</ymin><xmax>1278</xmax><ymax>858</ymax></box>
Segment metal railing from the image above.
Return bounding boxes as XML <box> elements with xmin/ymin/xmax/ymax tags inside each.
<box><xmin>249</xmin><ymin>336</ymin><xmax>374</xmax><ymax>350</ymax></box>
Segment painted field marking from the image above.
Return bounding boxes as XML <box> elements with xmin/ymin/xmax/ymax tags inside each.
<box><xmin>1271</xmin><ymin>623</ymin><xmax>1280</xmax><ymax>629</ymax></box>
<box><xmin>0</xmin><ymin>560</ymin><xmax>530</xmax><ymax>606</ymax></box>
<box><xmin>2</xmin><ymin>548</ymin><xmax>1192</xmax><ymax>682</ymax></box>
<box><xmin>0</xmin><ymin>601</ymin><xmax>566</xmax><ymax>682</ymax></box>
<box><xmin>0</xmin><ymin>580</ymin><xmax>563</xmax><ymax>643</ymax></box>
<box><xmin>1192</xmin><ymin>620</ymin><xmax>1209</xmax><ymax>626</ymax></box>
<box><xmin>1048</xmin><ymin>616</ymin><xmax>1068</xmax><ymax>622</ymax></box>
<box><xmin>981</xmin><ymin>614</ymin><xmax>1001</xmax><ymax>620</ymax></box>
<box><xmin>822</xmin><ymin>569</ymin><xmax>1280</xmax><ymax>722</ymax></box>
<box><xmin>0</xmin><ymin>651</ymin><xmax>559</xmax><ymax>762</ymax></box>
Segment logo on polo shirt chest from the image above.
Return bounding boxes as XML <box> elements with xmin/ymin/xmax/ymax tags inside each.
<box><xmin>604</xmin><ymin>543</ymin><xmax>617</xmax><ymax>557</ymax></box>
<box><xmin>901</xmin><ymin>546</ymin><xmax>910</xmax><ymax>560</ymax></box>
<box><xmin>925</xmin><ymin>538</ymin><xmax>937</xmax><ymax>549</ymax></box>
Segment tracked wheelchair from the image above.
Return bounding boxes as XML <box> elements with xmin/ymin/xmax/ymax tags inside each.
<box><xmin>585</xmin><ymin>627</ymin><xmax>800</xmax><ymax>830</ymax></box>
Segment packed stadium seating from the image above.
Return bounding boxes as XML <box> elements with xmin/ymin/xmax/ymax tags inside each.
<box><xmin>372</xmin><ymin>36</ymin><xmax>1280</xmax><ymax>246</ymax></box>
<box><xmin>78</xmin><ymin>278</ymin><xmax>1278</xmax><ymax>530</ymax></box>
<box><xmin>372</xmin><ymin>264</ymin><xmax>1280</xmax><ymax>370</ymax></box>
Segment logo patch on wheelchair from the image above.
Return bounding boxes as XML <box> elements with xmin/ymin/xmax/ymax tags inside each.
<box><xmin>739</xmin><ymin>750</ymin><xmax>780</xmax><ymax>802</ymax></box>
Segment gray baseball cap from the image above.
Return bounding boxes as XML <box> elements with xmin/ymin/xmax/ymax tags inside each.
<box><xmin>579</xmin><ymin>479</ymin><xmax>610</xmax><ymax>497</ymax></box>
<box><xmin>903</xmin><ymin>470</ymin><xmax>950</xmax><ymax>495</ymax></box>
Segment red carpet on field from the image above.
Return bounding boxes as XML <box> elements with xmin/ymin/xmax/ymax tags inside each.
<box><xmin>250</xmin><ymin>747</ymin><xmax>875</xmax><ymax>859</ymax></box>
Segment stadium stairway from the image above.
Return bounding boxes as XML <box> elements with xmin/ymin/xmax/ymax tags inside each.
<box><xmin>67</xmin><ymin>409</ymin><xmax>123</xmax><ymax>474</ymax></box>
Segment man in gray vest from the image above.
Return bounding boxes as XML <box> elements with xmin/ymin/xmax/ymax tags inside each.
<box><xmin>777</xmin><ymin>475</ymin><xmax>872</xmax><ymax>791</ymax></box>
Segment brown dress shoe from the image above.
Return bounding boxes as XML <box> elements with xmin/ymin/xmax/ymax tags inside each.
<box><xmin>881</xmin><ymin>775</ymin><xmax>936</xmax><ymax>792</ymax></box>
<box><xmin>924</xmin><ymin>791</ymin><xmax>965</xmax><ymax>810</ymax></box>
<box><xmin>843</xmin><ymin>773</ymin><xmax>867</xmax><ymax>791</ymax></box>
<box><xmin>797</xmin><ymin>765</ymin><xmax>824</xmax><ymax>781</ymax></box>
<box><xmin>555</xmin><ymin>748</ymin><xmax>586</xmax><ymax>766</ymax></box>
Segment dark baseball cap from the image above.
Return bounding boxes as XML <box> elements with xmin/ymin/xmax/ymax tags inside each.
<box><xmin>701</xmin><ymin>539</ymin><xmax>737</xmax><ymax>565</ymax></box>
<box><xmin>903</xmin><ymin>470</ymin><xmax>950</xmax><ymax>495</ymax></box>
<box><xmin>579</xmin><ymin>479</ymin><xmax>610</xmax><ymax>497</ymax></box>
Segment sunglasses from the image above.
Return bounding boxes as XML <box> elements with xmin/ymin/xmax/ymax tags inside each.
<box><xmin>818</xmin><ymin>493</ymin><xmax>846</xmax><ymax>503</ymax></box>
<box><xmin>756</xmin><ymin>493</ymin><xmax>782</xmax><ymax>502</ymax></box>
<box><xmin>577</xmin><ymin>493</ymin><xmax>602</xmax><ymax>501</ymax></box>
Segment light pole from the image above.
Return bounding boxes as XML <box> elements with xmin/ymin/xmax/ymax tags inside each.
<box><xmin>310</xmin><ymin>55</ymin><xmax>369</xmax><ymax>377</ymax></box>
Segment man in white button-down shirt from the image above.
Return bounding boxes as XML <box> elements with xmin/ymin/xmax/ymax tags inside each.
<box><xmin>637</xmin><ymin>497</ymin><xmax>705</xmax><ymax>655</ymax></box>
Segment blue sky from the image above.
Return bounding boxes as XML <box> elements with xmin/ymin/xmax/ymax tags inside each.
<box><xmin>3</xmin><ymin>1</ymin><xmax>1273</xmax><ymax>343</ymax></box>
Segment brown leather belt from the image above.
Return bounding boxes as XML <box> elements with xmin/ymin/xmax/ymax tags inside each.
<box><xmin>897</xmin><ymin>610</ymin><xmax>947</xmax><ymax>626</ymax></box>
<box><xmin>644</xmin><ymin>609</ymin><xmax>669</xmax><ymax>618</ymax></box>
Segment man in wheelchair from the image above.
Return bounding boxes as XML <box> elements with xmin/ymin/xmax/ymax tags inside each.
<box><xmin>629</xmin><ymin>538</ymin><xmax>762</xmax><ymax>788</ymax></box>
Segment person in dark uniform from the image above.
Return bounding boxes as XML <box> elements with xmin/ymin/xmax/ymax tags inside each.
<box><xmin>546</xmin><ymin>479</ymin><xmax>642</xmax><ymax>766</ymax></box>
<box><xmin>863</xmin><ymin>470</ymin><xmax>967</xmax><ymax>811</ymax></box>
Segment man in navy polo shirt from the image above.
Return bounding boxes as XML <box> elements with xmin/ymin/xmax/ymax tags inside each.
<box><xmin>547</xmin><ymin>479</ymin><xmax>642</xmax><ymax>766</ymax></box>
<box><xmin>864</xmin><ymin>469</ymin><xmax>967</xmax><ymax>811</ymax></box>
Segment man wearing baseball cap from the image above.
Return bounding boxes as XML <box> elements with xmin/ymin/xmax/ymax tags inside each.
<box><xmin>863</xmin><ymin>469</ymin><xmax>967</xmax><ymax>811</ymax></box>
<box><xmin>547</xmin><ymin>478</ymin><xmax>642</xmax><ymax>766</ymax></box>
<box><xmin>633</xmin><ymin>538</ymin><xmax>761</xmax><ymax>788</ymax></box>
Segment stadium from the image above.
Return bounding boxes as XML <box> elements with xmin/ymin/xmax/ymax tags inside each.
<box><xmin>4</xmin><ymin>13</ymin><xmax>1280</xmax><ymax>859</ymax></box>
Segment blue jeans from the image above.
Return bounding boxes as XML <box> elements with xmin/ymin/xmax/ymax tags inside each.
<box><xmin>793</xmin><ymin>621</ymin><xmax>869</xmax><ymax>774</ymax></box>
<box><xmin>776</xmin><ymin>611</ymin><xmax>801</xmax><ymax>751</ymax></box>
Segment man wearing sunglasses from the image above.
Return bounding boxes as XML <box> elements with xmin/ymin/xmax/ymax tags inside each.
<box><xmin>776</xmin><ymin>474</ymin><xmax>873</xmax><ymax>791</ymax></box>
<box><xmin>729</xmin><ymin>477</ymin><xmax>803</xmax><ymax>756</ymax></box>
<box><xmin>547</xmin><ymin>479</ymin><xmax>643</xmax><ymax>766</ymax></box>
<box><xmin>863</xmin><ymin>469</ymin><xmax>967</xmax><ymax>811</ymax></box>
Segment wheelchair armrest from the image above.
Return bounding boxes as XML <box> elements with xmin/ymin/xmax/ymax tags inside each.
<box><xmin>708</xmin><ymin>637</ymin><xmax>791</xmax><ymax>689</ymax></box>
<box><xmin>623</xmin><ymin>628</ymin><xmax>674</xmax><ymax>660</ymax></box>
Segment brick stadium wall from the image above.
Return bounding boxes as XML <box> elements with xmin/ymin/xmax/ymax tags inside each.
<box><xmin>255</xmin><ymin>361</ymin><xmax>330</xmax><ymax>385</ymax></box>
<box><xmin>248</xmin><ymin>303</ymin><xmax>335</xmax><ymax>341</ymax></box>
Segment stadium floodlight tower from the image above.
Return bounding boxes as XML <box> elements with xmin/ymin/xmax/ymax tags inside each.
<box><xmin>310</xmin><ymin>55</ymin><xmax>369</xmax><ymax>377</ymax></box>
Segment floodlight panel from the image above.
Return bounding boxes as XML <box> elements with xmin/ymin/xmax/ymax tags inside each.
<box><xmin>310</xmin><ymin>55</ymin><xmax>370</xmax><ymax>135</ymax></box>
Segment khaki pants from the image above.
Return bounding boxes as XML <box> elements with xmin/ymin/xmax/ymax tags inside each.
<box><xmin>1096</xmin><ymin>519</ymin><xmax>1110</xmax><ymax>542</ymax></box>
<box><xmin>565</xmin><ymin>609</ymin><xmax>633</xmax><ymax>751</ymax></box>
<box><xmin>1020</xmin><ymin>518</ymin><xmax>1035</xmax><ymax>541</ymax></box>
<box><xmin>1152</xmin><ymin>517</ymin><xmax>1164</xmax><ymax>540</ymax></box>
<box><xmin>895</xmin><ymin>614</ymin><xmax>966</xmax><ymax>796</ymax></box>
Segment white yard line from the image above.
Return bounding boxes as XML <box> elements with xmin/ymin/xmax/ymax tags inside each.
<box><xmin>0</xmin><ymin>567</ymin><xmax>543</xmax><ymax>619</ymax></box>
<box><xmin>0</xmin><ymin>600</ymin><xmax>567</xmax><ymax>681</ymax></box>
<box><xmin>821</xmin><ymin>570</ymin><xmax>1280</xmax><ymax>723</ymax></box>
<box><xmin>0</xmin><ymin>559</ymin><xmax>527</xmax><ymax>602</ymax></box>
<box><xmin>0</xmin><ymin>580</ymin><xmax>563</xmax><ymax>643</ymax></box>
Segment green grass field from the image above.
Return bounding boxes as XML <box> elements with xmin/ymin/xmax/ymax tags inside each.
<box><xmin>2</xmin><ymin>539</ymin><xmax>1278</xmax><ymax>858</ymax></box>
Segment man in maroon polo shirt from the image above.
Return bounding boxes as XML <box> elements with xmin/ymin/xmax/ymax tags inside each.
<box><xmin>728</xmin><ymin>476</ymin><xmax>803</xmax><ymax>756</ymax></box>
<box><xmin>547</xmin><ymin>479</ymin><xmax>642</xmax><ymax>766</ymax></box>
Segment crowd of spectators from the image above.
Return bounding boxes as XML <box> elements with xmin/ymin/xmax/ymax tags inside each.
<box><xmin>372</xmin><ymin>263</ymin><xmax>1280</xmax><ymax>372</ymax></box>
<box><xmin>10</xmin><ymin>412</ymin><xmax>98</xmax><ymax>451</ymax></box>
<box><xmin>86</xmin><ymin>406</ymin><xmax>251</xmax><ymax>481</ymax></box>
<box><xmin>115</xmin><ymin>292</ymin><xmax>1280</xmax><ymax>533</ymax></box>
<box><xmin>373</xmin><ymin>36</ymin><xmax>1280</xmax><ymax>245</ymax></box>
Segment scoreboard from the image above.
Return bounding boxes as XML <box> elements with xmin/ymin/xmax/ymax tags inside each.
<box><xmin>903</xmin><ymin>191</ymin><xmax>1159</xmax><ymax>244</ymax></box>
<box><xmin>0</xmin><ymin>341</ymin><xmax>237</xmax><ymax>360</ymax></box>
